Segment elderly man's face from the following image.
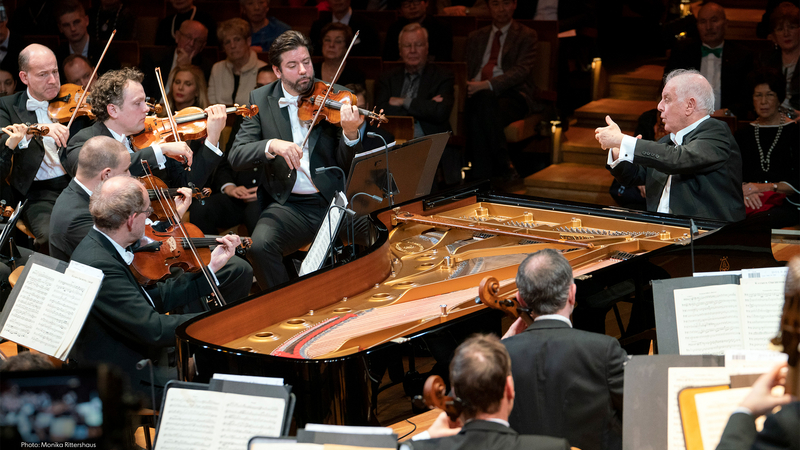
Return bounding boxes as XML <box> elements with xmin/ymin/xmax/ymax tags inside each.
<box><xmin>175</xmin><ymin>23</ymin><xmax>208</xmax><ymax>55</ymax></box>
<box><xmin>242</xmin><ymin>0</ymin><xmax>269</xmax><ymax>23</ymax></box>
<box><xmin>657</xmin><ymin>80</ymin><xmax>688</xmax><ymax>134</ymax></box>
<box><xmin>399</xmin><ymin>29</ymin><xmax>428</xmax><ymax>71</ymax></box>
<box><xmin>20</xmin><ymin>49</ymin><xmax>61</xmax><ymax>102</ymax></box>
<box><xmin>697</xmin><ymin>5</ymin><xmax>726</xmax><ymax>48</ymax></box>
<box><xmin>400</xmin><ymin>0</ymin><xmax>428</xmax><ymax>21</ymax></box>
<box><xmin>488</xmin><ymin>0</ymin><xmax>516</xmax><ymax>26</ymax></box>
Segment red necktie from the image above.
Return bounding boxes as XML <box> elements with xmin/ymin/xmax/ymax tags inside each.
<box><xmin>480</xmin><ymin>30</ymin><xmax>502</xmax><ymax>82</ymax></box>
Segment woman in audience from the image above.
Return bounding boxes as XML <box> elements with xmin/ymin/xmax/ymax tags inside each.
<box><xmin>764</xmin><ymin>2</ymin><xmax>799</xmax><ymax>115</ymax></box>
<box><xmin>162</xmin><ymin>65</ymin><xmax>209</xmax><ymax>115</ymax></box>
<box><xmin>208</xmin><ymin>18</ymin><xmax>267</xmax><ymax>106</ymax></box>
<box><xmin>735</xmin><ymin>69</ymin><xmax>799</xmax><ymax>228</ymax></box>
<box><xmin>313</xmin><ymin>23</ymin><xmax>365</xmax><ymax>87</ymax></box>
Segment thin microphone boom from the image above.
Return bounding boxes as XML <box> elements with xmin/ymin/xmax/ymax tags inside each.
<box><xmin>366</xmin><ymin>132</ymin><xmax>393</xmax><ymax>205</ymax></box>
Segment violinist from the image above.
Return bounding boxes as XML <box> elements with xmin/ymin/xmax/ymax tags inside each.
<box><xmin>405</xmin><ymin>334</ymin><xmax>570</xmax><ymax>450</ymax></box>
<box><xmin>0</xmin><ymin>44</ymin><xmax>76</xmax><ymax>252</ymax></box>
<box><xmin>64</xmin><ymin>67</ymin><xmax>225</xmax><ymax>189</ymax></box>
<box><xmin>69</xmin><ymin>176</ymin><xmax>242</xmax><ymax>407</ymax></box>
<box><xmin>229</xmin><ymin>30</ymin><xmax>364</xmax><ymax>290</ymax></box>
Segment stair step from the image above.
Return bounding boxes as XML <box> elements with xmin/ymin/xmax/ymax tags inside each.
<box><xmin>525</xmin><ymin>163</ymin><xmax>615</xmax><ymax>205</ymax></box>
<box><xmin>574</xmin><ymin>99</ymin><xmax>659</xmax><ymax>130</ymax></box>
<box><xmin>725</xmin><ymin>8</ymin><xmax>764</xmax><ymax>40</ymax></box>
<box><xmin>559</xmin><ymin>127</ymin><xmax>611</xmax><ymax>167</ymax></box>
<box><xmin>608</xmin><ymin>65</ymin><xmax>664</xmax><ymax>101</ymax></box>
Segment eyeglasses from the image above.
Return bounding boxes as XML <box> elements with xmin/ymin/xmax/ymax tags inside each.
<box><xmin>137</xmin><ymin>206</ymin><xmax>154</xmax><ymax>216</ymax></box>
<box><xmin>400</xmin><ymin>42</ymin><xmax>427</xmax><ymax>50</ymax></box>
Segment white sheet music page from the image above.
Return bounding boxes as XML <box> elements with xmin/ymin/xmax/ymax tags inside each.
<box><xmin>666</xmin><ymin>367</ymin><xmax>731</xmax><ymax>450</ymax></box>
<box><xmin>299</xmin><ymin>191</ymin><xmax>348</xmax><ymax>277</ymax></box>
<box><xmin>695</xmin><ymin>387</ymin><xmax>751</xmax><ymax>450</ymax></box>
<box><xmin>155</xmin><ymin>388</ymin><xmax>285</xmax><ymax>450</ymax></box>
<box><xmin>739</xmin><ymin>277</ymin><xmax>785</xmax><ymax>350</ymax></box>
<box><xmin>673</xmin><ymin>284</ymin><xmax>743</xmax><ymax>355</ymax></box>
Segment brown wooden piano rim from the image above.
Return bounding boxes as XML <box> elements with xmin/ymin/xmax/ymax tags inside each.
<box><xmin>181</xmin><ymin>195</ymin><xmax>480</xmax><ymax>346</ymax></box>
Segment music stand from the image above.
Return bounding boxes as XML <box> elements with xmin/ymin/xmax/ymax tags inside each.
<box><xmin>346</xmin><ymin>132</ymin><xmax>450</xmax><ymax>217</ymax></box>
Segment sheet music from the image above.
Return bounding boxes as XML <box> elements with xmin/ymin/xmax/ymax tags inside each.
<box><xmin>739</xmin><ymin>277</ymin><xmax>785</xmax><ymax>350</ymax></box>
<box><xmin>674</xmin><ymin>284</ymin><xmax>743</xmax><ymax>355</ymax></box>
<box><xmin>156</xmin><ymin>388</ymin><xmax>285</xmax><ymax>450</ymax></box>
<box><xmin>666</xmin><ymin>367</ymin><xmax>731</xmax><ymax>450</ymax></box>
<box><xmin>695</xmin><ymin>387</ymin><xmax>751</xmax><ymax>450</ymax></box>
<box><xmin>212</xmin><ymin>373</ymin><xmax>284</xmax><ymax>386</ymax></box>
<box><xmin>0</xmin><ymin>262</ymin><xmax>102</xmax><ymax>359</ymax></box>
<box><xmin>724</xmin><ymin>349</ymin><xmax>787</xmax><ymax>372</ymax></box>
<box><xmin>299</xmin><ymin>191</ymin><xmax>348</xmax><ymax>277</ymax></box>
<box><xmin>304</xmin><ymin>424</ymin><xmax>395</xmax><ymax>435</ymax></box>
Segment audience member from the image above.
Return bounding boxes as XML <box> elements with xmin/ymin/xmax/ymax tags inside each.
<box><xmin>0</xmin><ymin>69</ymin><xmax>16</xmax><ymax>96</ymax></box>
<box><xmin>438</xmin><ymin>0</ymin><xmax>489</xmax><ymax>17</ymax></box>
<box><xmin>757</xmin><ymin>0</ymin><xmax>799</xmax><ymax>39</ymax></box>
<box><xmin>209</xmin><ymin>18</ymin><xmax>268</xmax><ymax>106</ymax></box>
<box><xmin>8</xmin><ymin>0</ymin><xmax>59</xmax><ymax>36</ymax></box>
<box><xmin>407</xmin><ymin>334</ymin><xmax>571</xmax><ymax>450</ymax></box>
<box><xmin>62</xmin><ymin>54</ymin><xmax>96</xmax><ymax>89</ymax></box>
<box><xmin>598</xmin><ymin>69</ymin><xmax>745</xmax><ymax>222</ymax></box>
<box><xmin>0</xmin><ymin>352</ymin><xmax>55</xmax><ymax>372</ymax></box>
<box><xmin>313</xmin><ymin>23</ymin><xmax>366</xmax><ymax>86</ymax></box>
<box><xmin>69</xmin><ymin>176</ymin><xmax>243</xmax><ymax>406</ymax></box>
<box><xmin>347</xmin><ymin>83</ymin><xmax>394</xmax><ymax>151</ymax></box>
<box><xmin>88</xmin><ymin>0</ymin><xmax>135</xmax><ymax>41</ymax></box>
<box><xmin>735</xmin><ymin>69</ymin><xmax>799</xmax><ymax>228</ymax></box>
<box><xmin>310</xmin><ymin>0</ymin><xmax>381</xmax><ymax>57</ymax></box>
<box><xmin>375</xmin><ymin>23</ymin><xmax>454</xmax><ymax>139</ymax></box>
<box><xmin>383</xmin><ymin>0</ymin><xmax>452</xmax><ymax>62</ymax></box>
<box><xmin>663</xmin><ymin>2</ymin><xmax>754</xmax><ymax>118</ymax></box>
<box><xmin>464</xmin><ymin>0</ymin><xmax>539</xmax><ymax>181</ymax></box>
<box><xmin>65</xmin><ymin>68</ymin><xmax>224</xmax><ymax>189</ymax></box>
<box><xmin>256</xmin><ymin>64</ymin><xmax>278</xmax><ymax>88</ymax></box>
<box><xmin>229</xmin><ymin>30</ymin><xmax>363</xmax><ymax>290</ymax></box>
<box><xmin>242</xmin><ymin>0</ymin><xmax>290</xmax><ymax>52</ymax></box>
<box><xmin>0</xmin><ymin>4</ymin><xmax>24</xmax><ymax>90</ymax></box>
<box><xmin>164</xmin><ymin>64</ymin><xmax>209</xmax><ymax>113</ymax></box>
<box><xmin>762</xmin><ymin>2</ymin><xmax>799</xmax><ymax>114</ymax></box>
<box><xmin>155</xmin><ymin>0</ymin><xmax>217</xmax><ymax>46</ymax></box>
<box><xmin>54</xmin><ymin>0</ymin><xmax>120</xmax><ymax>77</ymax></box>
<box><xmin>140</xmin><ymin>20</ymin><xmax>214</xmax><ymax>101</ymax></box>
<box><xmin>0</xmin><ymin>45</ymin><xmax>77</xmax><ymax>252</ymax></box>
<box><xmin>502</xmin><ymin>248</ymin><xmax>626</xmax><ymax>450</ymax></box>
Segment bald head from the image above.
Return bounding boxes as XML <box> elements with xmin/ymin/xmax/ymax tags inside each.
<box><xmin>697</xmin><ymin>2</ymin><xmax>727</xmax><ymax>47</ymax></box>
<box><xmin>176</xmin><ymin>20</ymin><xmax>208</xmax><ymax>54</ymax></box>
<box><xmin>666</xmin><ymin>70</ymin><xmax>715</xmax><ymax>115</ymax></box>
<box><xmin>19</xmin><ymin>43</ymin><xmax>55</xmax><ymax>73</ymax></box>
<box><xmin>76</xmin><ymin>136</ymin><xmax>130</xmax><ymax>181</ymax></box>
<box><xmin>89</xmin><ymin>176</ymin><xmax>146</xmax><ymax>231</ymax></box>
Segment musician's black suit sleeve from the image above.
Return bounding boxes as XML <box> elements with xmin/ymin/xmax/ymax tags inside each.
<box><xmin>65</xmin><ymin>121</ymin><xmax>158</xmax><ymax>177</ymax></box>
<box><xmin>716</xmin><ymin>402</ymin><xmax>800</xmax><ymax>450</ymax></box>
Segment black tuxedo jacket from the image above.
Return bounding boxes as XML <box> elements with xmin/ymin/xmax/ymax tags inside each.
<box><xmin>503</xmin><ymin>319</ymin><xmax>627</xmax><ymax>450</ymax></box>
<box><xmin>65</xmin><ymin>121</ymin><xmax>221</xmax><ymax>188</ymax></box>
<box><xmin>375</xmin><ymin>63</ymin><xmax>455</xmax><ymax>136</ymax></box>
<box><xmin>608</xmin><ymin>117</ymin><xmax>745</xmax><ymax>222</ymax></box>
<box><xmin>310</xmin><ymin>12</ymin><xmax>381</xmax><ymax>57</ymax></box>
<box><xmin>663</xmin><ymin>39</ymin><xmax>754</xmax><ymax>118</ymax></box>
<box><xmin>69</xmin><ymin>229</ymin><xmax>207</xmax><ymax>397</ymax></box>
<box><xmin>228</xmin><ymin>80</ymin><xmax>361</xmax><ymax>206</ymax></box>
<box><xmin>49</xmin><ymin>179</ymin><xmax>92</xmax><ymax>261</ymax></box>
<box><xmin>407</xmin><ymin>420</ymin><xmax>570</xmax><ymax>450</ymax></box>
<box><xmin>716</xmin><ymin>403</ymin><xmax>800</xmax><ymax>450</ymax></box>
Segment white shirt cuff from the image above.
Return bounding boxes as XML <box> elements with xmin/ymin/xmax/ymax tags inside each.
<box><xmin>18</xmin><ymin>136</ymin><xmax>30</xmax><ymax>149</ymax></box>
<box><xmin>342</xmin><ymin>130</ymin><xmax>360</xmax><ymax>147</ymax></box>
<box><xmin>411</xmin><ymin>431</ymin><xmax>431</xmax><ymax>441</ymax></box>
<box><xmin>204</xmin><ymin>138</ymin><xmax>223</xmax><ymax>156</ymax></box>
<box><xmin>264</xmin><ymin>139</ymin><xmax>276</xmax><ymax>159</ymax></box>
<box><xmin>151</xmin><ymin>143</ymin><xmax>167</xmax><ymax>169</ymax></box>
<box><xmin>732</xmin><ymin>407</ymin><xmax>753</xmax><ymax>417</ymax></box>
<box><xmin>220</xmin><ymin>182</ymin><xmax>236</xmax><ymax>195</ymax></box>
<box><xmin>608</xmin><ymin>135</ymin><xmax>637</xmax><ymax>168</ymax></box>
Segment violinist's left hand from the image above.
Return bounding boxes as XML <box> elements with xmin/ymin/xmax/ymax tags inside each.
<box><xmin>173</xmin><ymin>187</ymin><xmax>193</xmax><ymax>218</ymax></box>
<box><xmin>339</xmin><ymin>96</ymin><xmax>364</xmax><ymax>141</ymax></box>
<box><xmin>209</xmin><ymin>234</ymin><xmax>242</xmax><ymax>273</ymax></box>
<box><xmin>204</xmin><ymin>104</ymin><xmax>227</xmax><ymax>147</ymax></box>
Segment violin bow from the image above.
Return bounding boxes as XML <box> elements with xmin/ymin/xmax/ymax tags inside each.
<box><xmin>153</xmin><ymin>67</ymin><xmax>190</xmax><ymax>171</ymax></box>
<box><xmin>66</xmin><ymin>29</ymin><xmax>116</xmax><ymax>130</ymax></box>
<box><xmin>139</xmin><ymin>160</ymin><xmax>226</xmax><ymax>307</ymax></box>
<box><xmin>291</xmin><ymin>30</ymin><xmax>361</xmax><ymax>180</ymax></box>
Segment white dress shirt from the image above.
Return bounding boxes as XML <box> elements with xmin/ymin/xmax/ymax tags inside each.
<box><xmin>331</xmin><ymin>8</ymin><xmax>352</xmax><ymax>25</ymax></box>
<box><xmin>700</xmin><ymin>43</ymin><xmax>723</xmax><ymax>111</ymax></box>
<box><xmin>18</xmin><ymin>89</ymin><xmax>67</xmax><ymax>181</ymax></box>
<box><xmin>608</xmin><ymin>115</ymin><xmax>710</xmax><ymax>214</ymax></box>
<box><xmin>477</xmin><ymin>21</ymin><xmax>512</xmax><ymax>86</ymax></box>
<box><xmin>534</xmin><ymin>313</ymin><xmax>573</xmax><ymax>327</ymax></box>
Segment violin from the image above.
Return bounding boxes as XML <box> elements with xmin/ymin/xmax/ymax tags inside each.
<box><xmin>139</xmin><ymin>174</ymin><xmax>210</xmax><ymax>221</ymax></box>
<box><xmin>129</xmin><ymin>223</ymin><xmax>252</xmax><ymax>286</ymax></box>
<box><xmin>298</xmin><ymin>81</ymin><xmax>387</xmax><ymax>127</ymax></box>
<box><xmin>477</xmin><ymin>276</ymin><xmax>533</xmax><ymax>327</ymax></box>
<box><xmin>414</xmin><ymin>375</ymin><xmax>464</xmax><ymax>421</ymax></box>
<box><xmin>48</xmin><ymin>84</ymin><xmax>96</xmax><ymax>123</ymax></box>
<box><xmin>132</xmin><ymin>104</ymin><xmax>258</xmax><ymax>149</ymax></box>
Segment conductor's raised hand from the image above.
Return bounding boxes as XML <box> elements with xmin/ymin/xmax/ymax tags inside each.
<box><xmin>208</xmin><ymin>234</ymin><xmax>242</xmax><ymax>273</ymax></box>
<box><xmin>595</xmin><ymin>115</ymin><xmax>624</xmax><ymax>151</ymax></box>
<box><xmin>269</xmin><ymin>139</ymin><xmax>303</xmax><ymax>171</ymax></box>
<box><xmin>161</xmin><ymin>142</ymin><xmax>194</xmax><ymax>167</ymax></box>
<box><xmin>339</xmin><ymin>96</ymin><xmax>363</xmax><ymax>141</ymax></box>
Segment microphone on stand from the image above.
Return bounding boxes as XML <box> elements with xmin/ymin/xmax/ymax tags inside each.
<box><xmin>348</xmin><ymin>192</ymin><xmax>383</xmax><ymax>256</ymax></box>
<box><xmin>136</xmin><ymin>359</ymin><xmax>157</xmax><ymax>412</ymax></box>
<box><xmin>366</xmin><ymin>132</ymin><xmax>394</xmax><ymax>205</ymax></box>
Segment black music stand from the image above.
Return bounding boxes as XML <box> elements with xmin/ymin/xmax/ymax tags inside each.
<box><xmin>346</xmin><ymin>132</ymin><xmax>450</xmax><ymax>217</ymax></box>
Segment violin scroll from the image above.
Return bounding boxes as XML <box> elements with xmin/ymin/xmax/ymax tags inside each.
<box><xmin>27</xmin><ymin>124</ymin><xmax>49</xmax><ymax>137</ymax></box>
<box><xmin>478</xmin><ymin>276</ymin><xmax>533</xmax><ymax>326</ymax></box>
<box><xmin>416</xmin><ymin>375</ymin><xmax>464</xmax><ymax>422</ymax></box>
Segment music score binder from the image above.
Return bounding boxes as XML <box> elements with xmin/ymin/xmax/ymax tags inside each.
<box><xmin>154</xmin><ymin>379</ymin><xmax>296</xmax><ymax>450</ymax></box>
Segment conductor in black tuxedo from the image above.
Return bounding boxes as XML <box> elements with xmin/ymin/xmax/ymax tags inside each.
<box><xmin>502</xmin><ymin>248</ymin><xmax>627</xmax><ymax>450</ymax></box>
<box><xmin>596</xmin><ymin>69</ymin><xmax>745</xmax><ymax>223</ymax></box>
<box><xmin>406</xmin><ymin>334</ymin><xmax>570</xmax><ymax>450</ymax></box>
<box><xmin>663</xmin><ymin>2</ymin><xmax>754</xmax><ymax>118</ymax></box>
<box><xmin>0</xmin><ymin>44</ymin><xmax>77</xmax><ymax>251</ymax></box>
<box><xmin>229</xmin><ymin>31</ymin><xmax>364</xmax><ymax>290</ymax></box>
<box><xmin>69</xmin><ymin>176</ymin><xmax>243</xmax><ymax>406</ymax></box>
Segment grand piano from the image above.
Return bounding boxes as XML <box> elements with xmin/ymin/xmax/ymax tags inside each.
<box><xmin>175</xmin><ymin>185</ymin><xmax>780</xmax><ymax>426</ymax></box>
